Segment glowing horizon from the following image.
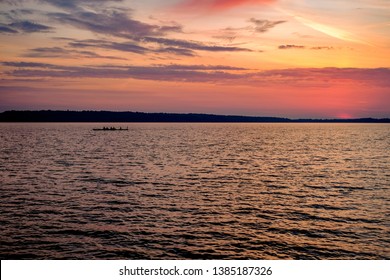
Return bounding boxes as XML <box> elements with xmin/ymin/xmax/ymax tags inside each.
<box><xmin>0</xmin><ymin>0</ymin><xmax>389</xmax><ymax>118</ymax></box>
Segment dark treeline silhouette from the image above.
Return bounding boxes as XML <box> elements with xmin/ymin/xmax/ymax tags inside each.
<box><xmin>0</xmin><ymin>110</ymin><xmax>389</xmax><ymax>123</ymax></box>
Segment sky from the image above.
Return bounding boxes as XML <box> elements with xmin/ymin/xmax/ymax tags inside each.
<box><xmin>0</xmin><ymin>0</ymin><xmax>389</xmax><ymax>118</ymax></box>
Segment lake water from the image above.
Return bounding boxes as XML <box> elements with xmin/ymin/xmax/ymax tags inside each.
<box><xmin>0</xmin><ymin>123</ymin><xmax>389</xmax><ymax>259</ymax></box>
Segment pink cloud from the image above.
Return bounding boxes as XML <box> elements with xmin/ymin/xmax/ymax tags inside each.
<box><xmin>176</xmin><ymin>0</ymin><xmax>275</xmax><ymax>12</ymax></box>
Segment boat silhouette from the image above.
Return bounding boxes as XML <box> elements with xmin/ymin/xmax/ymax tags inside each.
<box><xmin>92</xmin><ymin>127</ymin><xmax>128</xmax><ymax>131</ymax></box>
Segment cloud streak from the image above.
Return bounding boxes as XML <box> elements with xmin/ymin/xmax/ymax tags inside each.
<box><xmin>278</xmin><ymin>45</ymin><xmax>304</xmax><ymax>49</ymax></box>
<box><xmin>278</xmin><ymin>45</ymin><xmax>335</xmax><ymax>50</ymax></box>
<box><xmin>0</xmin><ymin>24</ymin><xmax>18</xmax><ymax>33</ymax></box>
<box><xmin>311</xmin><ymin>46</ymin><xmax>334</xmax><ymax>50</ymax></box>
<box><xmin>70</xmin><ymin>39</ymin><xmax>198</xmax><ymax>57</ymax></box>
<box><xmin>68</xmin><ymin>39</ymin><xmax>149</xmax><ymax>55</ymax></box>
<box><xmin>141</xmin><ymin>37</ymin><xmax>252</xmax><ymax>53</ymax></box>
<box><xmin>249</xmin><ymin>18</ymin><xmax>286</xmax><ymax>33</ymax></box>
<box><xmin>24</xmin><ymin>46</ymin><xmax>126</xmax><ymax>60</ymax></box>
<box><xmin>0</xmin><ymin>20</ymin><xmax>52</xmax><ymax>33</ymax></box>
<box><xmin>8</xmin><ymin>20</ymin><xmax>52</xmax><ymax>32</ymax></box>
<box><xmin>65</xmin><ymin>37</ymin><xmax>251</xmax><ymax>57</ymax></box>
<box><xmin>293</xmin><ymin>14</ymin><xmax>373</xmax><ymax>46</ymax></box>
<box><xmin>39</xmin><ymin>0</ymin><xmax>123</xmax><ymax>10</ymax></box>
<box><xmin>2</xmin><ymin>61</ymin><xmax>244</xmax><ymax>82</ymax></box>
<box><xmin>3</xmin><ymin>61</ymin><xmax>390</xmax><ymax>87</ymax></box>
<box><xmin>48</xmin><ymin>10</ymin><xmax>181</xmax><ymax>38</ymax></box>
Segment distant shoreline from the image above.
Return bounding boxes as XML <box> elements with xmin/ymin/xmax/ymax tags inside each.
<box><xmin>0</xmin><ymin>110</ymin><xmax>389</xmax><ymax>123</ymax></box>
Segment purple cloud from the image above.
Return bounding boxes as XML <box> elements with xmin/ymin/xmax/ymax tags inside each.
<box><xmin>3</xmin><ymin>61</ymin><xmax>390</xmax><ymax>87</ymax></box>
<box><xmin>278</xmin><ymin>45</ymin><xmax>305</xmax><ymax>49</ymax></box>
<box><xmin>141</xmin><ymin>37</ymin><xmax>252</xmax><ymax>52</ymax></box>
<box><xmin>0</xmin><ymin>24</ymin><xmax>18</xmax><ymax>33</ymax></box>
<box><xmin>39</xmin><ymin>0</ymin><xmax>123</xmax><ymax>10</ymax></box>
<box><xmin>24</xmin><ymin>47</ymin><xmax>126</xmax><ymax>60</ymax></box>
<box><xmin>0</xmin><ymin>20</ymin><xmax>52</xmax><ymax>33</ymax></box>
<box><xmin>48</xmin><ymin>10</ymin><xmax>182</xmax><ymax>38</ymax></box>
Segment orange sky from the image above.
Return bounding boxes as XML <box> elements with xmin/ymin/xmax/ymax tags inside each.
<box><xmin>0</xmin><ymin>0</ymin><xmax>389</xmax><ymax>118</ymax></box>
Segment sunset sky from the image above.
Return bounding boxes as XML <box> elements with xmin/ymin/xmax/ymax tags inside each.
<box><xmin>0</xmin><ymin>0</ymin><xmax>389</xmax><ymax>118</ymax></box>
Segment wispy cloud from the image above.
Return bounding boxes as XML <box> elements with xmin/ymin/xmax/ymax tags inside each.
<box><xmin>278</xmin><ymin>45</ymin><xmax>334</xmax><ymax>50</ymax></box>
<box><xmin>24</xmin><ymin>46</ymin><xmax>126</xmax><ymax>60</ymax></box>
<box><xmin>278</xmin><ymin>44</ymin><xmax>304</xmax><ymax>49</ymax></box>
<box><xmin>212</xmin><ymin>27</ymin><xmax>238</xmax><ymax>43</ymax></box>
<box><xmin>38</xmin><ymin>0</ymin><xmax>123</xmax><ymax>10</ymax></box>
<box><xmin>2</xmin><ymin>61</ymin><xmax>245</xmax><ymax>82</ymax></box>
<box><xmin>48</xmin><ymin>10</ymin><xmax>181</xmax><ymax>38</ymax></box>
<box><xmin>152</xmin><ymin>64</ymin><xmax>248</xmax><ymax>71</ymax></box>
<box><xmin>0</xmin><ymin>24</ymin><xmax>18</xmax><ymax>33</ymax></box>
<box><xmin>293</xmin><ymin>14</ymin><xmax>373</xmax><ymax>46</ymax></box>
<box><xmin>291</xmin><ymin>32</ymin><xmax>313</xmax><ymax>39</ymax></box>
<box><xmin>141</xmin><ymin>37</ymin><xmax>252</xmax><ymax>53</ymax></box>
<box><xmin>251</xmin><ymin>68</ymin><xmax>390</xmax><ymax>87</ymax></box>
<box><xmin>3</xmin><ymin>61</ymin><xmax>390</xmax><ymax>87</ymax></box>
<box><xmin>310</xmin><ymin>46</ymin><xmax>334</xmax><ymax>50</ymax></box>
<box><xmin>0</xmin><ymin>20</ymin><xmax>52</xmax><ymax>33</ymax></box>
<box><xmin>249</xmin><ymin>18</ymin><xmax>286</xmax><ymax>33</ymax></box>
<box><xmin>68</xmin><ymin>39</ymin><xmax>149</xmax><ymax>54</ymax></box>
<box><xmin>2</xmin><ymin>61</ymin><xmax>56</xmax><ymax>68</ymax></box>
<box><xmin>67</xmin><ymin>38</ymin><xmax>197</xmax><ymax>57</ymax></box>
<box><xmin>156</xmin><ymin>47</ymin><xmax>195</xmax><ymax>57</ymax></box>
<box><xmin>8</xmin><ymin>20</ymin><xmax>52</xmax><ymax>32</ymax></box>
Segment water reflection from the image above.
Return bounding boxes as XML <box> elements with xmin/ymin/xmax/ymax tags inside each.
<box><xmin>0</xmin><ymin>123</ymin><xmax>389</xmax><ymax>259</ymax></box>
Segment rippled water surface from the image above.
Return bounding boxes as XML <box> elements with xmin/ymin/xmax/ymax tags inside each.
<box><xmin>0</xmin><ymin>123</ymin><xmax>389</xmax><ymax>259</ymax></box>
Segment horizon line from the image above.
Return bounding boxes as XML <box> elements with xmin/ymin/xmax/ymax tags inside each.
<box><xmin>0</xmin><ymin>110</ymin><xmax>389</xmax><ymax>122</ymax></box>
